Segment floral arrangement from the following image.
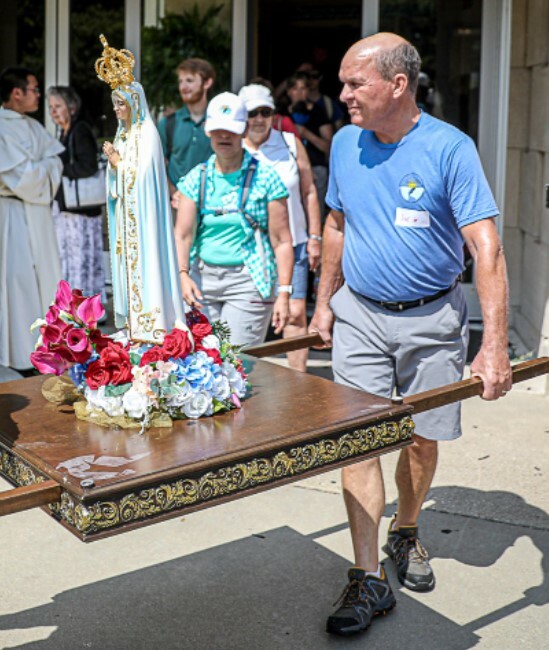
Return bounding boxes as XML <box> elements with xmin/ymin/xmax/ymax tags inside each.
<box><xmin>30</xmin><ymin>281</ymin><xmax>248</xmax><ymax>430</ymax></box>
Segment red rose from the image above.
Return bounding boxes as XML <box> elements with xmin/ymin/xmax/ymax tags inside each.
<box><xmin>100</xmin><ymin>341</ymin><xmax>133</xmax><ymax>385</ymax></box>
<box><xmin>162</xmin><ymin>329</ymin><xmax>192</xmax><ymax>360</ymax></box>
<box><xmin>190</xmin><ymin>322</ymin><xmax>212</xmax><ymax>344</ymax></box>
<box><xmin>89</xmin><ymin>328</ymin><xmax>112</xmax><ymax>352</ymax></box>
<box><xmin>186</xmin><ymin>309</ymin><xmax>210</xmax><ymax>326</ymax></box>
<box><xmin>85</xmin><ymin>358</ymin><xmax>111</xmax><ymax>389</ymax></box>
<box><xmin>140</xmin><ymin>345</ymin><xmax>166</xmax><ymax>367</ymax></box>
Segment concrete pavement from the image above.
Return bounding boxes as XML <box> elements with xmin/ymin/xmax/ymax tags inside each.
<box><xmin>0</xmin><ymin>360</ymin><xmax>547</xmax><ymax>649</ymax></box>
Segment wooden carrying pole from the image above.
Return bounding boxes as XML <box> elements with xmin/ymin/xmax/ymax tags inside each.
<box><xmin>404</xmin><ymin>357</ymin><xmax>549</xmax><ymax>414</ymax></box>
<box><xmin>245</xmin><ymin>333</ymin><xmax>324</xmax><ymax>358</ymax></box>
<box><xmin>0</xmin><ymin>340</ymin><xmax>547</xmax><ymax>517</ymax></box>
<box><xmin>0</xmin><ymin>480</ymin><xmax>61</xmax><ymax>516</ymax></box>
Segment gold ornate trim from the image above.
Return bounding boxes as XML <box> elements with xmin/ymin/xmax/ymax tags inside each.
<box><xmin>0</xmin><ymin>447</ymin><xmax>47</xmax><ymax>488</ymax></box>
<box><xmin>0</xmin><ymin>416</ymin><xmax>414</xmax><ymax>538</ymax></box>
<box><xmin>57</xmin><ymin>416</ymin><xmax>414</xmax><ymax>537</ymax></box>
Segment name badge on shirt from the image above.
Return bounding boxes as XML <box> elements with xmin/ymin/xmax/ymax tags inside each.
<box><xmin>395</xmin><ymin>207</ymin><xmax>431</xmax><ymax>228</ymax></box>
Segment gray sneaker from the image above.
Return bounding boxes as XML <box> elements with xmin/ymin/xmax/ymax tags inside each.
<box><xmin>383</xmin><ymin>519</ymin><xmax>435</xmax><ymax>592</ymax></box>
<box><xmin>326</xmin><ymin>566</ymin><xmax>396</xmax><ymax>636</ymax></box>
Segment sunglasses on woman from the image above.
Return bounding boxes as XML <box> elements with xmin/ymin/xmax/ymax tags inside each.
<box><xmin>248</xmin><ymin>108</ymin><xmax>274</xmax><ymax>119</ymax></box>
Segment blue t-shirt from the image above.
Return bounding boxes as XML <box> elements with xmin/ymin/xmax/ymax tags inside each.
<box><xmin>326</xmin><ymin>112</ymin><xmax>499</xmax><ymax>302</ymax></box>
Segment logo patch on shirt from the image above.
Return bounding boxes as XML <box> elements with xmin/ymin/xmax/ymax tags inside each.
<box><xmin>399</xmin><ymin>173</ymin><xmax>425</xmax><ymax>202</ymax></box>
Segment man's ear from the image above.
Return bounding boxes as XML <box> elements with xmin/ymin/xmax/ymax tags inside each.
<box><xmin>203</xmin><ymin>77</ymin><xmax>214</xmax><ymax>93</ymax></box>
<box><xmin>392</xmin><ymin>73</ymin><xmax>408</xmax><ymax>98</ymax></box>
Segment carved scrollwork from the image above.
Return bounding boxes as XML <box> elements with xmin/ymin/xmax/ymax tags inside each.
<box><xmin>0</xmin><ymin>417</ymin><xmax>414</xmax><ymax>537</ymax></box>
<box><xmin>55</xmin><ymin>416</ymin><xmax>414</xmax><ymax>536</ymax></box>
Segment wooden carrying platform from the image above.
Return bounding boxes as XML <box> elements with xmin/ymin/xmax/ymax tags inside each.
<box><xmin>0</xmin><ymin>354</ymin><xmax>412</xmax><ymax>542</ymax></box>
<box><xmin>0</xmin><ymin>335</ymin><xmax>547</xmax><ymax>543</ymax></box>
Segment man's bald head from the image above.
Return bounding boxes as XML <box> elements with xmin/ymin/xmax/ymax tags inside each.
<box><xmin>344</xmin><ymin>33</ymin><xmax>421</xmax><ymax>94</ymax></box>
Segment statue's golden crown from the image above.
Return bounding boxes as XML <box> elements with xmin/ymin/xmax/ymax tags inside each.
<box><xmin>95</xmin><ymin>34</ymin><xmax>135</xmax><ymax>90</ymax></box>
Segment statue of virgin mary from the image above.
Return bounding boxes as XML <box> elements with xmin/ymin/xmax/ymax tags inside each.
<box><xmin>96</xmin><ymin>35</ymin><xmax>185</xmax><ymax>343</ymax></box>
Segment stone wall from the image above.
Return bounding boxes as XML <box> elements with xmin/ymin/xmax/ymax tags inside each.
<box><xmin>505</xmin><ymin>0</ymin><xmax>549</xmax><ymax>389</ymax></box>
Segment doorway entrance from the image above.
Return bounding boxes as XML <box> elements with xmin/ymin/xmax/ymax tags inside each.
<box><xmin>253</xmin><ymin>0</ymin><xmax>362</xmax><ymax>93</ymax></box>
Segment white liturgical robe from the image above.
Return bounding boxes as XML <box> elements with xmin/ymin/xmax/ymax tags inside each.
<box><xmin>0</xmin><ymin>107</ymin><xmax>63</xmax><ymax>369</ymax></box>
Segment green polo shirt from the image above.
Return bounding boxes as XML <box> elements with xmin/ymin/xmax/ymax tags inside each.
<box><xmin>158</xmin><ymin>106</ymin><xmax>213</xmax><ymax>186</ymax></box>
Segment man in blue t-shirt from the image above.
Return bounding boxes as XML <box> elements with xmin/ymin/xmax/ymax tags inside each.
<box><xmin>310</xmin><ymin>33</ymin><xmax>512</xmax><ymax>638</ymax></box>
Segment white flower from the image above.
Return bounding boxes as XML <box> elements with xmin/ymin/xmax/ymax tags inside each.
<box><xmin>122</xmin><ymin>387</ymin><xmax>151</xmax><ymax>419</ymax></box>
<box><xmin>182</xmin><ymin>391</ymin><xmax>211</xmax><ymax>419</ymax></box>
<box><xmin>222</xmin><ymin>361</ymin><xmax>247</xmax><ymax>397</ymax></box>
<box><xmin>212</xmin><ymin>374</ymin><xmax>231</xmax><ymax>401</ymax></box>
<box><xmin>84</xmin><ymin>386</ymin><xmax>125</xmax><ymax>417</ymax></box>
<box><xmin>200</xmin><ymin>334</ymin><xmax>220</xmax><ymax>350</ymax></box>
<box><xmin>165</xmin><ymin>382</ymin><xmax>194</xmax><ymax>408</ymax></box>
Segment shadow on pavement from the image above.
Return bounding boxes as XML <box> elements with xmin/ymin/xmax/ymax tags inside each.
<box><xmin>1</xmin><ymin>487</ymin><xmax>546</xmax><ymax>649</ymax></box>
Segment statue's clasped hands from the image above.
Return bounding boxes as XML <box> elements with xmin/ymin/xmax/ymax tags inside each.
<box><xmin>103</xmin><ymin>141</ymin><xmax>121</xmax><ymax>167</ymax></box>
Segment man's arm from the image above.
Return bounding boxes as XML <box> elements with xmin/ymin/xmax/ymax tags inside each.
<box><xmin>308</xmin><ymin>209</ymin><xmax>345</xmax><ymax>346</ymax></box>
<box><xmin>461</xmin><ymin>217</ymin><xmax>512</xmax><ymax>400</ymax></box>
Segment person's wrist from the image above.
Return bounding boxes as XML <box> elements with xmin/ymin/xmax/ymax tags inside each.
<box><xmin>309</xmin><ymin>234</ymin><xmax>322</xmax><ymax>242</ymax></box>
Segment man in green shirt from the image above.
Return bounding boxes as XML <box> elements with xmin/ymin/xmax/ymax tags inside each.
<box><xmin>158</xmin><ymin>58</ymin><xmax>216</xmax><ymax>208</ymax></box>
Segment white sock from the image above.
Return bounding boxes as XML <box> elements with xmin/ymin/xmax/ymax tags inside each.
<box><xmin>364</xmin><ymin>564</ymin><xmax>382</xmax><ymax>578</ymax></box>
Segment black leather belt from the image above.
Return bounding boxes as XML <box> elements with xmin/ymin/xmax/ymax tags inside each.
<box><xmin>360</xmin><ymin>279</ymin><xmax>458</xmax><ymax>312</ymax></box>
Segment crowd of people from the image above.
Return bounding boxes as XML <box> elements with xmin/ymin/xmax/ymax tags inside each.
<box><xmin>0</xmin><ymin>33</ymin><xmax>511</xmax><ymax>640</ymax></box>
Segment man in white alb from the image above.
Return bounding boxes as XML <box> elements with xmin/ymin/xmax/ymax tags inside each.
<box><xmin>0</xmin><ymin>67</ymin><xmax>63</xmax><ymax>371</ymax></box>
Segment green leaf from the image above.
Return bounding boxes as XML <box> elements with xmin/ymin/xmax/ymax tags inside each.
<box><xmin>104</xmin><ymin>383</ymin><xmax>132</xmax><ymax>397</ymax></box>
<box><xmin>150</xmin><ymin>378</ymin><xmax>161</xmax><ymax>395</ymax></box>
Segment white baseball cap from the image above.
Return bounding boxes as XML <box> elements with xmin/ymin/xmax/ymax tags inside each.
<box><xmin>205</xmin><ymin>92</ymin><xmax>247</xmax><ymax>135</ymax></box>
<box><xmin>238</xmin><ymin>84</ymin><xmax>275</xmax><ymax>112</ymax></box>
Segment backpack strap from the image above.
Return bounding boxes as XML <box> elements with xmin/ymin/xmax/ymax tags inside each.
<box><xmin>280</xmin><ymin>131</ymin><xmax>297</xmax><ymax>161</ymax></box>
<box><xmin>240</xmin><ymin>158</ymin><xmax>258</xmax><ymax>211</ymax></box>
<box><xmin>240</xmin><ymin>158</ymin><xmax>266</xmax><ymax>232</ymax></box>
<box><xmin>165</xmin><ymin>113</ymin><xmax>176</xmax><ymax>159</ymax></box>
<box><xmin>323</xmin><ymin>95</ymin><xmax>334</xmax><ymax>121</ymax></box>
<box><xmin>197</xmin><ymin>162</ymin><xmax>208</xmax><ymax>219</ymax></box>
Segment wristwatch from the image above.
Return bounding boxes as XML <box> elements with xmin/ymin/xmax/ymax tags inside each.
<box><xmin>278</xmin><ymin>285</ymin><xmax>293</xmax><ymax>295</ymax></box>
<box><xmin>309</xmin><ymin>234</ymin><xmax>322</xmax><ymax>242</ymax></box>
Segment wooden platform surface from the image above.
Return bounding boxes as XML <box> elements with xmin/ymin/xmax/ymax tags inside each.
<box><xmin>0</xmin><ymin>358</ymin><xmax>412</xmax><ymax>540</ymax></box>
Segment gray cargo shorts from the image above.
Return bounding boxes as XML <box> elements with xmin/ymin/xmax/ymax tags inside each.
<box><xmin>331</xmin><ymin>283</ymin><xmax>469</xmax><ymax>441</ymax></box>
<box><xmin>191</xmin><ymin>260</ymin><xmax>274</xmax><ymax>347</ymax></box>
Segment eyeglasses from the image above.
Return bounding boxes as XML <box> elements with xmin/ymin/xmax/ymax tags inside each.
<box><xmin>309</xmin><ymin>72</ymin><xmax>322</xmax><ymax>80</ymax></box>
<box><xmin>248</xmin><ymin>108</ymin><xmax>274</xmax><ymax>119</ymax></box>
<box><xmin>26</xmin><ymin>86</ymin><xmax>40</xmax><ymax>94</ymax></box>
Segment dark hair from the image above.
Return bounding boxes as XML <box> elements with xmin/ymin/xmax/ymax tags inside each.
<box><xmin>0</xmin><ymin>66</ymin><xmax>35</xmax><ymax>103</ymax></box>
<box><xmin>176</xmin><ymin>58</ymin><xmax>216</xmax><ymax>83</ymax></box>
<box><xmin>373</xmin><ymin>42</ymin><xmax>421</xmax><ymax>93</ymax></box>
<box><xmin>276</xmin><ymin>72</ymin><xmax>310</xmax><ymax>116</ymax></box>
<box><xmin>286</xmin><ymin>72</ymin><xmax>310</xmax><ymax>90</ymax></box>
<box><xmin>46</xmin><ymin>86</ymin><xmax>82</xmax><ymax>118</ymax></box>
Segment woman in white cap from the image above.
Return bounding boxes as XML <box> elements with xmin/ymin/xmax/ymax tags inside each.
<box><xmin>174</xmin><ymin>92</ymin><xmax>294</xmax><ymax>347</ymax></box>
<box><xmin>239</xmin><ymin>83</ymin><xmax>322</xmax><ymax>372</ymax></box>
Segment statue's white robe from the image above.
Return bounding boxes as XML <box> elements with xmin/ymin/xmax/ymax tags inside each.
<box><xmin>0</xmin><ymin>108</ymin><xmax>63</xmax><ymax>369</ymax></box>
